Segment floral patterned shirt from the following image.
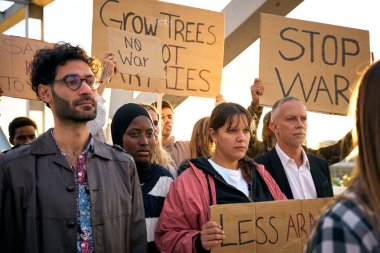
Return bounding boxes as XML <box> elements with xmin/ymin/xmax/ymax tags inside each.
<box><xmin>51</xmin><ymin>130</ymin><xmax>94</xmax><ymax>253</ymax></box>
<box><xmin>76</xmin><ymin>138</ymin><xmax>94</xmax><ymax>253</ymax></box>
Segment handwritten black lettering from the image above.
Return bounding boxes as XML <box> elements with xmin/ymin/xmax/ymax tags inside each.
<box><xmin>314</xmin><ymin>76</ymin><xmax>333</xmax><ymax>104</ymax></box>
<box><xmin>341</xmin><ymin>38</ymin><xmax>360</xmax><ymax>67</ymax></box>
<box><xmin>207</xmin><ymin>25</ymin><xmax>216</xmax><ymax>45</ymax></box>
<box><xmin>196</xmin><ymin>23</ymin><xmax>205</xmax><ymax>43</ymax></box>
<box><xmin>199</xmin><ymin>69</ymin><xmax>210</xmax><ymax>92</ymax></box>
<box><xmin>160</xmin><ymin>12</ymin><xmax>180</xmax><ymax>39</ymax></box>
<box><xmin>220</xmin><ymin>214</ymin><xmax>238</xmax><ymax>247</ymax></box>
<box><xmin>255</xmin><ymin>216</ymin><xmax>267</xmax><ymax>245</ymax></box>
<box><xmin>334</xmin><ymin>74</ymin><xmax>349</xmax><ymax>105</ymax></box>
<box><xmin>287</xmin><ymin>214</ymin><xmax>298</xmax><ymax>241</ymax></box>
<box><xmin>296</xmin><ymin>213</ymin><xmax>307</xmax><ymax>238</ymax></box>
<box><xmin>301</xmin><ymin>30</ymin><xmax>320</xmax><ymax>63</ymax></box>
<box><xmin>174</xmin><ymin>19</ymin><xmax>185</xmax><ymax>41</ymax></box>
<box><xmin>124</xmin><ymin>36</ymin><xmax>142</xmax><ymax>51</ymax></box>
<box><xmin>268</xmin><ymin>216</ymin><xmax>279</xmax><ymax>244</ymax></box>
<box><xmin>322</xmin><ymin>35</ymin><xmax>338</xmax><ymax>65</ymax></box>
<box><xmin>186</xmin><ymin>68</ymin><xmax>197</xmax><ymax>91</ymax></box>
<box><xmin>279</xmin><ymin>27</ymin><xmax>305</xmax><ymax>61</ymax></box>
<box><xmin>238</xmin><ymin>220</ymin><xmax>255</xmax><ymax>245</ymax></box>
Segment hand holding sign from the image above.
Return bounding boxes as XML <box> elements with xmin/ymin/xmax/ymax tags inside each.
<box><xmin>251</xmin><ymin>78</ymin><xmax>264</xmax><ymax>106</ymax></box>
<box><xmin>201</xmin><ymin>221</ymin><xmax>225</xmax><ymax>250</ymax></box>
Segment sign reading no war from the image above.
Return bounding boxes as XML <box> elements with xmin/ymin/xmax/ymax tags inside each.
<box><xmin>92</xmin><ymin>0</ymin><xmax>224</xmax><ymax>98</ymax></box>
<box><xmin>209</xmin><ymin>198</ymin><xmax>334</xmax><ymax>253</ymax></box>
<box><xmin>259</xmin><ymin>13</ymin><xmax>370</xmax><ymax>115</ymax></box>
<box><xmin>107</xmin><ymin>27</ymin><xmax>165</xmax><ymax>79</ymax></box>
<box><xmin>0</xmin><ymin>34</ymin><xmax>51</xmax><ymax>100</ymax></box>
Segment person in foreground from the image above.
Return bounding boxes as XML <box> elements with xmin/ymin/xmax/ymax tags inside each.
<box><xmin>111</xmin><ymin>103</ymin><xmax>173</xmax><ymax>253</ymax></box>
<box><xmin>0</xmin><ymin>43</ymin><xmax>146</xmax><ymax>253</ymax></box>
<box><xmin>305</xmin><ymin>61</ymin><xmax>380</xmax><ymax>252</ymax></box>
<box><xmin>156</xmin><ymin>102</ymin><xmax>286</xmax><ymax>253</ymax></box>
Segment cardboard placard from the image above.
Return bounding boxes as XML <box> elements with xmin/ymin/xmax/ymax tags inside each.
<box><xmin>0</xmin><ymin>34</ymin><xmax>51</xmax><ymax>100</ymax></box>
<box><xmin>92</xmin><ymin>0</ymin><xmax>224</xmax><ymax>98</ymax></box>
<box><xmin>259</xmin><ymin>13</ymin><xmax>370</xmax><ymax>115</ymax></box>
<box><xmin>210</xmin><ymin>198</ymin><xmax>334</xmax><ymax>253</ymax></box>
<box><xmin>107</xmin><ymin>27</ymin><xmax>165</xmax><ymax>78</ymax></box>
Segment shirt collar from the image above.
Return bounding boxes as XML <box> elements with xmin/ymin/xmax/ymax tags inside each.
<box><xmin>50</xmin><ymin>128</ymin><xmax>94</xmax><ymax>155</ymax></box>
<box><xmin>275</xmin><ymin>144</ymin><xmax>310</xmax><ymax>169</ymax></box>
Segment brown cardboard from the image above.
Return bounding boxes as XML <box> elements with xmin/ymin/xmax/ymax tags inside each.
<box><xmin>107</xmin><ymin>27</ymin><xmax>165</xmax><ymax>78</ymax></box>
<box><xmin>209</xmin><ymin>198</ymin><xmax>334</xmax><ymax>253</ymax></box>
<box><xmin>92</xmin><ymin>0</ymin><xmax>224</xmax><ymax>98</ymax></box>
<box><xmin>0</xmin><ymin>34</ymin><xmax>51</xmax><ymax>100</ymax></box>
<box><xmin>259</xmin><ymin>13</ymin><xmax>370</xmax><ymax>115</ymax></box>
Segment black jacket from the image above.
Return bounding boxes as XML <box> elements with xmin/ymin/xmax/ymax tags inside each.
<box><xmin>255</xmin><ymin>148</ymin><xmax>333</xmax><ymax>199</ymax></box>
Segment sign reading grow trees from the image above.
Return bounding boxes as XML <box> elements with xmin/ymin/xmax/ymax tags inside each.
<box><xmin>260</xmin><ymin>13</ymin><xmax>370</xmax><ymax>115</ymax></box>
<box><xmin>92</xmin><ymin>0</ymin><xmax>224</xmax><ymax>98</ymax></box>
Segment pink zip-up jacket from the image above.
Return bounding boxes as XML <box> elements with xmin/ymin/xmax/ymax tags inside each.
<box><xmin>155</xmin><ymin>160</ymin><xmax>286</xmax><ymax>253</ymax></box>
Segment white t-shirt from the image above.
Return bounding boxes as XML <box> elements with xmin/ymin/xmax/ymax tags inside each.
<box><xmin>275</xmin><ymin>144</ymin><xmax>317</xmax><ymax>199</ymax></box>
<box><xmin>208</xmin><ymin>159</ymin><xmax>249</xmax><ymax>197</ymax></box>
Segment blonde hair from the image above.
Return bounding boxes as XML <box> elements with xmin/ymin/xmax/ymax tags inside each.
<box><xmin>189</xmin><ymin>117</ymin><xmax>214</xmax><ymax>159</ymax></box>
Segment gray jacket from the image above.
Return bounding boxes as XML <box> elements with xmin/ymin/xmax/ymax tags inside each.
<box><xmin>0</xmin><ymin>130</ymin><xmax>146</xmax><ymax>253</ymax></box>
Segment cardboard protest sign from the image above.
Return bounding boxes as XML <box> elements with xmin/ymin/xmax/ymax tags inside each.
<box><xmin>0</xmin><ymin>34</ymin><xmax>51</xmax><ymax>100</ymax></box>
<box><xmin>260</xmin><ymin>13</ymin><xmax>370</xmax><ymax>115</ymax></box>
<box><xmin>107</xmin><ymin>27</ymin><xmax>165</xmax><ymax>78</ymax></box>
<box><xmin>92</xmin><ymin>0</ymin><xmax>224</xmax><ymax>98</ymax></box>
<box><xmin>210</xmin><ymin>198</ymin><xmax>334</xmax><ymax>253</ymax></box>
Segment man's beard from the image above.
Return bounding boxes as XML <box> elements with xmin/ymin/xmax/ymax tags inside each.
<box><xmin>51</xmin><ymin>86</ymin><xmax>97</xmax><ymax>123</ymax></box>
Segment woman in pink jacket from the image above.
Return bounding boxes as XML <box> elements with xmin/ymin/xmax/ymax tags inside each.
<box><xmin>156</xmin><ymin>102</ymin><xmax>286</xmax><ymax>253</ymax></box>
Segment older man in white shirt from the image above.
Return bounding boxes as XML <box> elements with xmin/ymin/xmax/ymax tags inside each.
<box><xmin>255</xmin><ymin>96</ymin><xmax>333</xmax><ymax>199</ymax></box>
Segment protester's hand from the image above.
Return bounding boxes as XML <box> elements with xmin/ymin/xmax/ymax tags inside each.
<box><xmin>200</xmin><ymin>221</ymin><xmax>225</xmax><ymax>250</ymax></box>
<box><xmin>97</xmin><ymin>52</ymin><xmax>117</xmax><ymax>96</ymax></box>
<box><xmin>101</xmin><ymin>52</ymin><xmax>117</xmax><ymax>82</ymax></box>
<box><xmin>250</xmin><ymin>78</ymin><xmax>264</xmax><ymax>106</ymax></box>
<box><xmin>215</xmin><ymin>94</ymin><xmax>225</xmax><ymax>105</ymax></box>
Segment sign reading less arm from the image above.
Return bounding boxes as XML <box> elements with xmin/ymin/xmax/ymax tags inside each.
<box><xmin>92</xmin><ymin>0</ymin><xmax>224</xmax><ymax>98</ymax></box>
<box><xmin>0</xmin><ymin>34</ymin><xmax>51</xmax><ymax>100</ymax></box>
<box><xmin>209</xmin><ymin>198</ymin><xmax>334</xmax><ymax>253</ymax></box>
<box><xmin>259</xmin><ymin>13</ymin><xmax>370</xmax><ymax>115</ymax></box>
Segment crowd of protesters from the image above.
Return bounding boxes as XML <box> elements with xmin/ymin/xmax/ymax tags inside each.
<box><xmin>1</xmin><ymin>42</ymin><xmax>376</xmax><ymax>253</ymax></box>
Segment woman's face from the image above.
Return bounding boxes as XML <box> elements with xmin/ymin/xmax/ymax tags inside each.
<box><xmin>210</xmin><ymin>114</ymin><xmax>250</xmax><ymax>163</ymax></box>
<box><xmin>148</xmin><ymin>109</ymin><xmax>160</xmax><ymax>142</ymax></box>
<box><xmin>122</xmin><ymin>116</ymin><xmax>155</xmax><ymax>163</ymax></box>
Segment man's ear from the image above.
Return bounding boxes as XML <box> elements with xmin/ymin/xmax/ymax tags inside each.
<box><xmin>38</xmin><ymin>84</ymin><xmax>52</xmax><ymax>103</ymax></box>
<box><xmin>269</xmin><ymin>121</ymin><xmax>277</xmax><ymax>134</ymax></box>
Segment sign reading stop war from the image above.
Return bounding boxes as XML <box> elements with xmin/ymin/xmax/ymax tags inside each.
<box><xmin>260</xmin><ymin>13</ymin><xmax>370</xmax><ymax>115</ymax></box>
<box><xmin>92</xmin><ymin>0</ymin><xmax>224</xmax><ymax>98</ymax></box>
<box><xmin>210</xmin><ymin>198</ymin><xmax>334</xmax><ymax>253</ymax></box>
<box><xmin>107</xmin><ymin>27</ymin><xmax>165</xmax><ymax>79</ymax></box>
<box><xmin>0</xmin><ymin>34</ymin><xmax>51</xmax><ymax>100</ymax></box>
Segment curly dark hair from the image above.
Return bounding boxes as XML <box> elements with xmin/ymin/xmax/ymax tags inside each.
<box><xmin>29</xmin><ymin>42</ymin><xmax>101</xmax><ymax>98</ymax></box>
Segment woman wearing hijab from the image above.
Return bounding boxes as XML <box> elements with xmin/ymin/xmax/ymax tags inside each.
<box><xmin>111</xmin><ymin>103</ymin><xmax>174</xmax><ymax>253</ymax></box>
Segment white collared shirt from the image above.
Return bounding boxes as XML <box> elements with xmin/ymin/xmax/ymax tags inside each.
<box><xmin>208</xmin><ymin>159</ymin><xmax>249</xmax><ymax>197</ymax></box>
<box><xmin>275</xmin><ymin>144</ymin><xmax>317</xmax><ymax>199</ymax></box>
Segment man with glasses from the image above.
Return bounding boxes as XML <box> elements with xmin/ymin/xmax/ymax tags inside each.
<box><xmin>0</xmin><ymin>43</ymin><xmax>146</xmax><ymax>253</ymax></box>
